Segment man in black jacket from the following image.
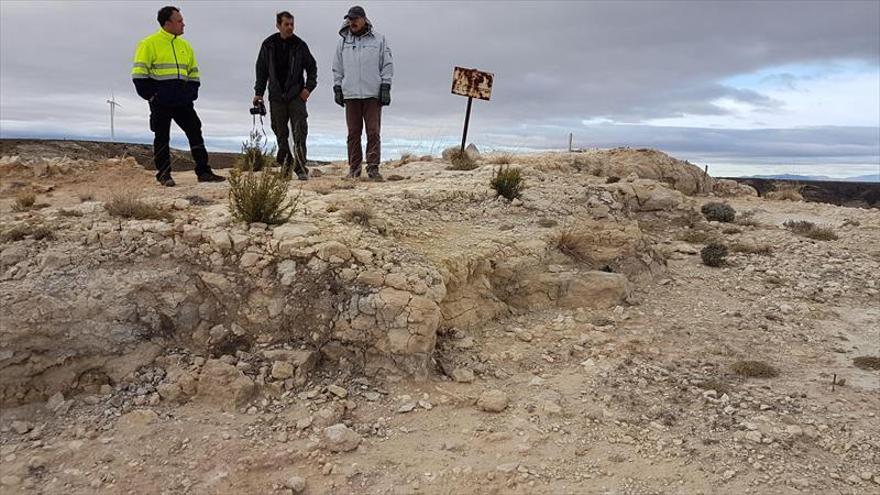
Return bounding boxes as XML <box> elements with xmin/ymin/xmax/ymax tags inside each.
<box><xmin>253</xmin><ymin>11</ymin><xmax>318</xmax><ymax>180</ymax></box>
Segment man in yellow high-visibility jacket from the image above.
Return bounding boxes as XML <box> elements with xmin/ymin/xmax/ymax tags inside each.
<box><xmin>131</xmin><ymin>6</ymin><xmax>224</xmax><ymax>187</ymax></box>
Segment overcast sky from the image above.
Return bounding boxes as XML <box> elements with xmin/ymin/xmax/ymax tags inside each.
<box><xmin>1</xmin><ymin>0</ymin><xmax>878</xmax><ymax>178</ymax></box>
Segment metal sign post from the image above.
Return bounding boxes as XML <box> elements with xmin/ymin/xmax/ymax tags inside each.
<box><xmin>451</xmin><ymin>67</ymin><xmax>493</xmax><ymax>153</ymax></box>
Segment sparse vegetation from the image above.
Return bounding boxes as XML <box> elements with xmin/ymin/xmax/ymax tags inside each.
<box><xmin>1</xmin><ymin>222</ymin><xmax>54</xmax><ymax>242</ymax></box>
<box><xmin>11</xmin><ymin>192</ymin><xmax>36</xmax><ymax>212</ymax></box>
<box><xmin>734</xmin><ymin>209</ymin><xmax>761</xmax><ymax>227</ymax></box>
<box><xmin>551</xmin><ymin>224</ymin><xmax>593</xmax><ymax>263</ymax></box>
<box><xmin>488</xmin><ymin>152</ymin><xmax>514</xmax><ymax>165</ymax></box>
<box><xmin>228</xmin><ymin>133</ymin><xmax>300</xmax><ymax>224</ymax></box>
<box><xmin>678</xmin><ymin>229</ymin><xmax>719</xmax><ymax>244</ymax></box>
<box><xmin>58</xmin><ymin>209</ymin><xmax>84</xmax><ymax>217</ymax></box>
<box><xmin>730</xmin><ymin>242</ymin><xmax>773</xmax><ymax>256</ymax></box>
<box><xmin>731</xmin><ymin>360</ymin><xmax>779</xmax><ymax>378</ymax></box>
<box><xmin>341</xmin><ymin>205</ymin><xmax>374</xmax><ymax>226</ymax></box>
<box><xmin>490</xmin><ymin>165</ymin><xmax>524</xmax><ymax>200</ymax></box>
<box><xmin>766</xmin><ymin>183</ymin><xmax>804</xmax><ymax>201</ymax></box>
<box><xmin>701</xmin><ymin>202</ymin><xmax>736</xmax><ymax>223</ymax></box>
<box><xmin>446</xmin><ymin>149</ymin><xmax>478</xmax><ymax>170</ymax></box>
<box><xmin>783</xmin><ymin>219</ymin><xmax>838</xmax><ymax>241</ymax></box>
<box><xmin>700</xmin><ymin>242</ymin><xmax>729</xmax><ymax>267</ymax></box>
<box><xmin>853</xmin><ymin>356</ymin><xmax>880</xmax><ymax>370</ymax></box>
<box><xmin>398</xmin><ymin>153</ymin><xmax>416</xmax><ymax>166</ymax></box>
<box><xmin>105</xmin><ymin>193</ymin><xmax>173</xmax><ymax>221</ymax></box>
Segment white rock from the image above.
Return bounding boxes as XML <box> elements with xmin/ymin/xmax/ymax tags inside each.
<box><xmin>323</xmin><ymin>424</ymin><xmax>362</xmax><ymax>452</ymax></box>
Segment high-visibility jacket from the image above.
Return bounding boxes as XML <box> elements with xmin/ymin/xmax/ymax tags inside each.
<box><xmin>131</xmin><ymin>29</ymin><xmax>200</xmax><ymax>107</ymax></box>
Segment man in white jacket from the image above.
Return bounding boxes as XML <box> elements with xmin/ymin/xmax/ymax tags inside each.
<box><xmin>332</xmin><ymin>5</ymin><xmax>394</xmax><ymax>181</ymax></box>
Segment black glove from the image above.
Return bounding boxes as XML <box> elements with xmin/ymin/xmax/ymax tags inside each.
<box><xmin>334</xmin><ymin>86</ymin><xmax>344</xmax><ymax>107</ymax></box>
<box><xmin>379</xmin><ymin>83</ymin><xmax>391</xmax><ymax>106</ymax></box>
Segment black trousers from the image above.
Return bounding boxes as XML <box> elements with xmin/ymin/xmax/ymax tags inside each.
<box><xmin>149</xmin><ymin>102</ymin><xmax>210</xmax><ymax>180</ymax></box>
<box><xmin>269</xmin><ymin>98</ymin><xmax>309</xmax><ymax>176</ymax></box>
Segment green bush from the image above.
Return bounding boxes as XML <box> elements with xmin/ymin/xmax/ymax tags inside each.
<box><xmin>700</xmin><ymin>242</ymin><xmax>729</xmax><ymax>267</ymax></box>
<box><xmin>228</xmin><ymin>132</ymin><xmax>300</xmax><ymax>224</ymax></box>
<box><xmin>701</xmin><ymin>202</ymin><xmax>736</xmax><ymax>223</ymax></box>
<box><xmin>491</xmin><ymin>165</ymin><xmax>524</xmax><ymax>200</ymax></box>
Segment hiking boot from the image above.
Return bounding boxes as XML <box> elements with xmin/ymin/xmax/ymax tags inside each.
<box><xmin>296</xmin><ymin>172</ymin><xmax>309</xmax><ymax>181</ymax></box>
<box><xmin>197</xmin><ymin>171</ymin><xmax>226</xmax><ymax>183</ymax></box>
<box><xmin>367</xmin><ymin>169</ymin><xmax>384</xmax><ymax>182</ymax></box>
<box><xmin>345</xmin><ymin>168</ymin><xmax>362</xmax><ymax>180</ymax></box>
<box><xmin>158</xmin><ymin>176</ymin><xmax>176</xmax><ymax>187</ymax></box>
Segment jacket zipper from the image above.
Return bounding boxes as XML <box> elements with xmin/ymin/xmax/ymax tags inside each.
<box><xmin>170</xmin><ymin>37</ymin><xmax>181</xmax><ymax>81</ymax></box>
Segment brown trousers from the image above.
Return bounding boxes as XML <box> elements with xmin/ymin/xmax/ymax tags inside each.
<box><xmin>345</xmin><ymin>98</ymin><xmax>382</xmax><ymax>174</ymax></box>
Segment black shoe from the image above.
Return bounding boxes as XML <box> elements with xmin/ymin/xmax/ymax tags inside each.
<box><xmin>296</xmin><ymin>173</ymin><xmax>309</xmax><ymax>181</ymax></box>
<box><xmin>158</xmin><ymin>176</ymin><xmax>176</xmax><ymax>187</ymax></box>
<box><xmin>367</xmin><ymin>170</ymin><xmax>384</xmax><ymax>182</ymax></box>
<box><xmin>197</xmin><ymin>171</ymin><xmax>226</xmax><ymax>183</ymax></box>
<box><xmin>345</xmin><ymin>169</ymin><xmax>362</xmax><ymax>180</ymax></box>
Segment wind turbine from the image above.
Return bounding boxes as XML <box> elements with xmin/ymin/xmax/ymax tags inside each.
<box><xmin>106</xmin><ymin>91</ymin><xmax>122</xmax><ymax>141</ymax></box>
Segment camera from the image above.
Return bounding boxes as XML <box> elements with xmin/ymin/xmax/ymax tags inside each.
<box><xmin>250</xmin><ymin>100</ymin><xmax>266</xmax><ymax>116</ymax></box>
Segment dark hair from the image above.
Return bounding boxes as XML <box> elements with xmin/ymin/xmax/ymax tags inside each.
<box><xmin>157</xmin><ymin>6</ymin><xmax>179</xmax><ymax>26</ymax></box>
<box><xmin>276</xmin><ymin>11</ymin><xmax>294</xmax><ymax>24</ymax></box>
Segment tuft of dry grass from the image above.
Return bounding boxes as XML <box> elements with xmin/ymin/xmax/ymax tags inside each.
<box><xmin>730</xmin><ymin>242</ymin><xmax>773</xmax><ymax>256</ymax></box>
<box><xmin>765</xmin><ymin>183</ymin><xmax>803</xmax><ymax>201</ymax></box>
<box><xmin>734</xmin><ymin>209</ymin><xmax>761</xmax><ymax>227</ymax></box>
<box><xmin>446</xmin><ymin>149</ymin><xmax>478</xmax><ymax>171</ymax></box>
<box><xmin>1</xmin><ymin>222</ymin><xmax>54</xmax><ymax>242</ymax></box>
<box><xmin>551</xmin><ymin>224</ymin><xmax>594</xmax><ymax>263</ymax></box>
<box><xmin>731</xmin><ymin>360</ymin><xmax>779</xmax><ymax>378</ymax></box>
<box><xmin>397</xmin><ymin>153</ymin><xmax>416</xmax><ymax>166</ymax></box>
<box><xmin>105</xmin><ymin>193</ymin><xmax>173</xmax><ymax>221</ymax></box>
<box><xmin>58</xmin><ymin>209</ymin><xmax>84</xmax><ymax>218</ymax></box>
<box><xmin>853</xmin><ymin>356</ymin><xmax>880</xmax><ymax>370</ymax></box>
<box><xmin>11</xmin><ymin>192</ymin><xmax>36</xmax><ymax>212</ymax></box>
<box><xmin>783</xmin><ymin>219</ymin><xmax>838</xmax><ymax>241</ymax></box>
<box><xmin>310</xmin><ymin>183</ymin><xmax>334</xmax><ymax>195</ymax></box>
<box><xmin>678</xmin><ymin>229</ymin><xmax>719</xmax><ymax>244</ymax></box>
<box><xmin>488</xmin><ymin>152</ymin><xmax>514</xmax><ymax>165</ymax></box>
<box><xmin>341</xmin><ymin>205</ymin><xmax>374</xmax><ymax>226</ymax></box>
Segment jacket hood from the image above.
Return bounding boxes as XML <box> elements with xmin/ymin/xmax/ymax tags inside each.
<box><xmin>338</xmin><ymin>18</ymin><xmax>373</xmax><ymax>38</ymax></box>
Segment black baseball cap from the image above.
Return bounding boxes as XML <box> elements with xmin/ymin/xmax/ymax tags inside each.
<box><xmin>345</xmin><ymin>6</ymin><xmax>366</xmax><ymax>19</ymax></box>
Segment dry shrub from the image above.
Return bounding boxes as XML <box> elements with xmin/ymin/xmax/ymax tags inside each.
<box><xmin>12</xmin><ymin>192</ymin><xmax>36</xmax><ymax>212</ymax></box>
<box><xmin>552</xmin><ymin>224</ymin><xmax>593</xmax><ymax>263</ymax></box>
<box><xmin>853</xmin><ymin>356</ymin><xmax>880</xmax><ymax>370</ymax></box>
<box><xmin>766</xmin><ymin>183</ymin><xmax>803</xmax><ymax>201</ymax></box>
<box><xmin>326</xmin><ymin>203</ymin><xmax>340</xmax><ymax>213</ymax></box>
<box><xmin>700</xmin><ymin>242</ymin><xmax>728</xmax><ymax>267</ymax></box>
<box><xmin>735</xmin><ymin>209</ymin><xmax>761</xmax><ymax>227</ymax></box>
<box><xmin>731</xmin><ymin>360</ymin><xmax>779</xmax><ymax>378</ymax></box>
<box><xmin>701</xmin><ymin>202</ymin><xmax>736</xmax><ymax>223</ymax></box>
<box><xmin>228</xmin><ymin>132</ymin><xmax>300</xmax><ymax>224</ymax></box>
<box><xmin>783</xmin><ymin>219</ymin><xmax>838</xmax><ymax>241</ymax></box>
<box><xmin>419</xmin><ymin>155</ymin><xmax>433</xmax><ymax>162</ymax></box>
<box><xmin>105</xmin><ymin>193</ymin><xmax>173</xmax><ymax>221</ymax></box>
<box><xmin>334</xmin><ymin>181</ymin><xmax>356</xmax><ymax>190</ymax></box>
<box><xmin>1</xmin><ymin>223</ymin><xmax>54</xmax><ymax>242</ymax></box>
<box><xmin>446</xmin><ymin>149</ymin><xmax>478</xmax><ymax>171</ymax></box>
<box><xmin>678</xmin><ymin>229</ymin><xmax>719</xmax><ymax>244</ymax></box>
<box><xmin>341</xmin><ymin>205</ymin><xmax>374</xmax><ymax>226</ymax></box>
<box><xmin>488</xmin><ymin>152</ymin><xmax>514</xmax><ymax>165</ymax></box>
<box><xmin>491</xmin><ymin>165</ymin><xmax>524</xmax><ymax>200</ymax></box>
<box><xmin>730</xmin><ymin>242</ymin><xmax>773</xmax><ymax>255</ymax></box>
<box><xmin>58</xmin><ymin>209</ymin><xmax>84</xmax><ymax>217</ymax></box>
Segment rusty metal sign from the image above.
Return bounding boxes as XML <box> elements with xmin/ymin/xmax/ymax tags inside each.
<box><xmin>451</xmin><ymin>67</ymin><xmax>493</xmax><ymax>101</ymax></box>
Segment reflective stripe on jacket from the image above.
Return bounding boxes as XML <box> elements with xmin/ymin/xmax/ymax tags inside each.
<box><xmin>131</xmin><ymin>29</ymin><xmax>200</xmax><ymax>106</ymax></box>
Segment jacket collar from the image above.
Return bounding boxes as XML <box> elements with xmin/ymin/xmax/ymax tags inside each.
<box><xmin>157</xmin><ymin>28</ymin><xmax>178</xmax><ymax>40</ymax></box>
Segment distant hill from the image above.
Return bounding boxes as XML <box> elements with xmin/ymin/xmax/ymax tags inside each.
<box><xmin>741</xmin><ymin>173</ymin><xmax>879</xmax><ymax>183</ymax></box>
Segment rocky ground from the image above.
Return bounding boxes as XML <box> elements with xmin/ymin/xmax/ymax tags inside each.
<box><xmin>0</xmin><ymin>148</ymin><xmax>877</xmax><ymax>494</ymax></box>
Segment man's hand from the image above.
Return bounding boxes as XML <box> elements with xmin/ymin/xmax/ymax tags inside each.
<box><xmin>379</xmin><ymin>83</ymin><xmax>391</xmax><ymax>106</ymax></box>
<box><xmin>334</xmin><ymin>86</ymin><xmax>345</xmax><ymax>107</ymax></box>
<box><xmin>299</xmin><ymin>89</ymin><xmax>311</xmax><ymax>102</ymax></box>
<box><xmin>252</xmin><ymin>95</ymin><xmax>263</xmax><ymax>106</ymax></box>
